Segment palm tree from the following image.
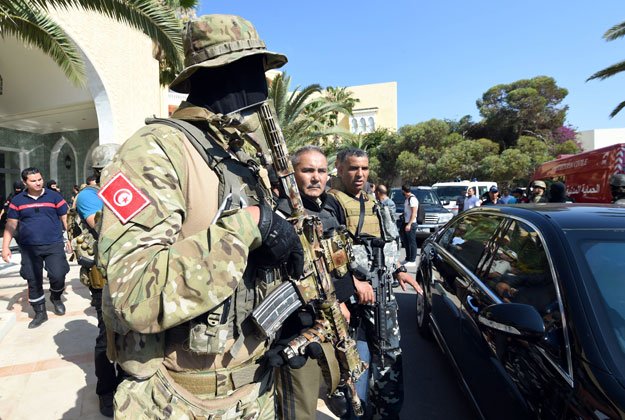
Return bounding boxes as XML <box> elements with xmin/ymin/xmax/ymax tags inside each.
<box><xmin>588</xmin><ymin>20</ymin><xmax>625</xmax><ymax>117</ymax></box>
<box><xmin>268</xmin><ymin>72</ymin><xmax>354</xmax><ymax>150</ymax></box>
<box><xmin>0</xmin><ymin>0</ymin><xmax>185</xmax><ymax>86</ymax></box>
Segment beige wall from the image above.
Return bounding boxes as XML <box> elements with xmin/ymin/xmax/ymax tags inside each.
<box><xmin>340</xmin><ymin>81</ymin><xmax>398</xmax><ymax>132</ymax></box>
<box><xmin>51</xmin><ymin>8</ymin><xmax>163</xmax><ymax>144</ymax></box>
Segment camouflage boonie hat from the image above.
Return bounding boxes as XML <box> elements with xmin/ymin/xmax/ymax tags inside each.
<box><xmin>169</xmin><ymin>14</ymin><xmax>287</xmax><ymax>93</ymax></box>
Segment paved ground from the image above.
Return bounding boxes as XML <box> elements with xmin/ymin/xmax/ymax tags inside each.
<box><xmin>0</xmin><ymin>246</ymin><xmax>471</xmax><ymax>419</ymax></box>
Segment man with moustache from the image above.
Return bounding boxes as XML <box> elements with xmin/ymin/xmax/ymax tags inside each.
<box><xmin>274</xmin><ymin>145</ymin><xmax>355</xmax><ymax>419</ymax></box>
<box><xmin>325</xmin><ymin>148</ymin><xmax>420</xmax><ymax>419</ymax></box>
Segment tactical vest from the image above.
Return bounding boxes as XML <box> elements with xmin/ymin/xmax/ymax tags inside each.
<box><xmin>328</xmin><ymin>188</ymin><xmax>399</xmax><ymax>273</ymax></box>
<box><xmin>327</xmin><ymin>189</ymin><xmax>381</xmax><ymax>238</ymax></box>
<box><xmin>143</xmin><ymin>117</ymin><xmax>280</xmax><ymax>394</ymax></box>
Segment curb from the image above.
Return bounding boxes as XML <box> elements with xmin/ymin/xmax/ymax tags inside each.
<box><xmin>0</xmin><ymin>311</ymin><xmax>16</xmax><ymax>343</ymax></box>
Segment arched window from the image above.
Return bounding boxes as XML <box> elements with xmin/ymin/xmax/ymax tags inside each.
<box><xmin>359</xmin><ymin>118</ymin><xmax>366</xmax><ymax>133</ymax></box>
<box><xmin>351</xmin><ymin>118</ymin><xmax>358</xmax><ymax>133</ymax></box>
<box><xmin>367</xmin><ymin>117</ymin><xmax>375</xmax><ymax>132</ymax></box>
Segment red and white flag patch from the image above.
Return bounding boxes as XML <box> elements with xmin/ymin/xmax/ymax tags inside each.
<box><xmin>98</xmin><ymin>172</ymin><xmax>150</xmax><ymax>224</ymax></box>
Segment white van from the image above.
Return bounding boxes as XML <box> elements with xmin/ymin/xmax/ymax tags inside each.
<box><xmin>432</xmin><ymin>180</ymin><xmax>498</xmax><ymax>215</ymax></box>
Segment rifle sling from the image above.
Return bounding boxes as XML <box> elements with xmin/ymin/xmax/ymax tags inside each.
<box><xmin>355</xmin><ymin>194</ymin><xmax>366</xmax><ymax>237</ymax></box>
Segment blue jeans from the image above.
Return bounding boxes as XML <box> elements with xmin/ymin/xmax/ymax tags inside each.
<box><xmin>404</xmin><ymin>222</ymin><xmax>418</xmax><ymax>262</ymax></box>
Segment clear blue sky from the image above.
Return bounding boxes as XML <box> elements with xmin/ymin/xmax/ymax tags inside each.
<box><xmin>198</xmin><ymin>0</ymin><xmax>625</xmax><ymax>131</ymax></box>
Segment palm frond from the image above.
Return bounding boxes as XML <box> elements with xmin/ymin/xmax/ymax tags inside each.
<box><xmin>587</xmin><ymin>60</ymin><xmax>625</xmax><ymax>81</ymax></box>
<box><xmin>1</xmin><ymin>2</ymin><xmax>85</xmax><ymax>84</ymax></box>
<box><xmin>609</xmin><ymin>100</ymin><xmax>625</xmax><ymax>118</ymax></box>
<box><xmin>604</xmin><ymin>21</ymin><xmax>625</xmax><ymax>41</ymax></box>
<box><xmin>25</xmin><ymin>0</ymin><xmax>183</xmax><ymax>75</ymax></box>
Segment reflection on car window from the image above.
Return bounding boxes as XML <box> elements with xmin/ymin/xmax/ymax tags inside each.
<box><xmin>580</xmin><ymin>241</ymin><xmax>625</xmax><ymax>354</ymax></box>
<box><xmin>483</xmin><ymin>220</ymin><xmax>565</xmax><ymax>368</ymax></box>
<box><xmin>439</xmin><ymin>214</ymin><xmax>501</xmax><ymax>271</ymax></box>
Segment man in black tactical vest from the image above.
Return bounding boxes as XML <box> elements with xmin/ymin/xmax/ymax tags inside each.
<box><xmin>274</xmin><ymin>145</ymin><xmax>356</xmax><ymax>419</ymax></box>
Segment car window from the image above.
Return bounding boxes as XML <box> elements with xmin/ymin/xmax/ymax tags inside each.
<box><xmin>414</xmin><ymin>189</ymin><xmax>440</xmax><ymax>205</ymax></box>
<box><xmin>478</xmin><ymin>186</ymin><xmax>489</xmax><ymax>197</ymax></box>
<box><xmin>438</xmin><ymin>214</ymin><xmax>502</xmax><ymax>271</ymax></box>
<box><xmin>481</xmin><ymin>220</ymin><xmax>567</xmax><ymax>369</ymax></box>
<box><xmin>578</xmin><ymin>239</ymin><xmax>625</xmax><ymax>357</ymax></box>
<box><xmin>433</xmin><ymin>186</ymin><xmax>466</xmax><ymax>202</ymax></box>
<box><xmin>391</xmin><ymin>189</ymin><xmax>405</xmax><ymax>211</ymax></box>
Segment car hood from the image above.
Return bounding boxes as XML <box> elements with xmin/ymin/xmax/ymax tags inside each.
<box><xmin>423</xmin><ymin>203</ymin><xmax>450</xmax><ymax>213</ymax></box>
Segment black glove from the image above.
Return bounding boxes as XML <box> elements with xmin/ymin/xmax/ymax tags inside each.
<box><xmin>254</xmin><ymin>205</ymin><xmax>304</xmax><ymax>278</ymax></box>
<box><xmin>263</xmin><ymin>308</ymin><xmax>322</xmax><ymax>368</ymax></box>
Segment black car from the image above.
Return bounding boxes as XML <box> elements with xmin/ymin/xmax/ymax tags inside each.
<box><xmin>390</xmin><ymin>186</ymin><xmax>453</xmax><ymax>241</ymax></box>
<box><xmin>416</xmin><ymin>204</ymin><xmax>625</xmax><ymax>419</ymax></box>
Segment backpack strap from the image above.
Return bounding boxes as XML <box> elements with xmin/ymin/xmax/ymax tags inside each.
<box><xmin>145</xmin><ymin>117</ymin><xmax>243</xmax><ymax>210</ymax></box>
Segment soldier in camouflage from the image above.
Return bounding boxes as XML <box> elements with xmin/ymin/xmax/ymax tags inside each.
<box><xmin>325</xmin><ymin>148</ymin><xmax>421</xmax><ymax>419</ymax></box>
<box><xmin>97</xmin><ymin>14</ymin><xmax>305</xmax><ymax>419</ymax></box>
<box><xmin>71</xmin><ymin>144</ymin><xmax>123</xmax><ymax>417</ymax></box>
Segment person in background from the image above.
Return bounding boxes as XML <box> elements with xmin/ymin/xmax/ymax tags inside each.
<box><xmin>499</xmin><ymin>188</ymin><xmax>516</xmax><ymax>204</ymax></box>
<box><xmin>70</xmin><ymin>184</ymin><xmax>80</xmax><ymax>208</ymax></box>
<box><xmin>376</xmin><ymin>184</ymin><xmax>396</xmax><ymax>221</ymax></box>
<box><xmin>512</xmin><ymin>188</ymin><xmax>529</xmax><ymax>203</ymax></box>
<box><xmin>530</xmin><ymin>180</ymin><xmax>548</xmax><ymax>203</ymax></box>
<box><xmin>548</xmin><ymin>181</ymin><xmax>572</xmax><ymax>203</ymax></box>
<box><xmin>2</xmin><ymin>168</ymin><xmax>70</xmax><ymax>328</ymax></box>
<box><xmin>610</xmin><ymin>174</ymin><xmax>625</xmax><ymax>204</ymax></box>
<box><xmin>46</xmin><ymin>179</ymin><xmax>61</xmax><ymax>193</ymax></box>
<box><xmin>72</xmin><ymin>144</ymin><xmax>123</xmax><ymax>417</ymax></box>
<box><xmin>482</xmin><ymin>186</ymin><xmax>501</xmax><ymax>205</ymax></box>
<box><xmin>365</xmin><ymin>182</ymin><xmax>376</xmax><ymax>195</ymax></box>
<box><xmin>400</xmin><ymin>184</ymin><xmax>419</xmax><ymax>267</ymax></box>
<box><xmin>464</xmin><ymin>186</ymin><xmax>480</xmax><ymax>211</ymax></box>
<box><xmin>0</xmin><ymin>180</ymin><xmax>24</xmax><ymax>230</ymax></box>
<box><xmin>85</xmin><ymin>175</ymin><xmax>97</xmax><ymax>186</ymax></box>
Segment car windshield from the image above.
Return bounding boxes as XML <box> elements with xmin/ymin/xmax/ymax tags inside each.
<box><xmin>433</xmin><ymin>186</ymin><xmax>467</xmax><ymax>202</ymax></box>
<box><xmin>571</xmin><ymin>232</ymin><xmax>625</xmax><ymax>374</ymax></box>
<box><xmin>390</xmin><ymin>188</ymin><xmax>441</xmax><ymax>210</ymax></box>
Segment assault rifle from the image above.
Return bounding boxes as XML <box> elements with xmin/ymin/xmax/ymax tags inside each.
<box><xmin>248</xmin><ymin>101</ymin><xmax>367</xmax><ymax>416</ymax></box>
<box><xmin>349</xmin><ymin>204</ymin><xmax>399</xmax><ymax>368</ymax></box>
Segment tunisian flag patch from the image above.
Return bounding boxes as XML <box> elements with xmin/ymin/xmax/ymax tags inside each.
<box><xmin>98</xmin><ymin>172</ymin><xmax>150</xmax><ymax>224</ymax></box>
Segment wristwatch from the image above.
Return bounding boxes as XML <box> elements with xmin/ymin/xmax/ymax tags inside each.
<box><xmin>393</xmin><ymin>265</ymin><xmax>407</xmax><ymax>279</ymax></box>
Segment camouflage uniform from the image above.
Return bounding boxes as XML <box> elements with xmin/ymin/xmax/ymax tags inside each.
<box><xmin>326</xmin><ymin>189</ymin><xmax>404</xmax><ymax>420</ymax></box>
<box><xmin>98</xmin><ymin>14</ymin><xmax>290</xmax><ymax>419</ymax></box>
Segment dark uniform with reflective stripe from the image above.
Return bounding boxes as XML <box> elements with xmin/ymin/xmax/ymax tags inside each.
<box><xmin>8</xmin><ymin>189</ymin><xmax>69</xmax><ymax>305</ymax></box>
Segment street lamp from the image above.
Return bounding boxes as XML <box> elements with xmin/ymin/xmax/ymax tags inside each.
<box><xmin>64</xmin><ymin>154</ymin><xmax>72</xmax><ymax>169</ymax></box>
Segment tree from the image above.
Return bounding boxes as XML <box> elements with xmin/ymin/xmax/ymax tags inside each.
<box><xmin>476</xmin><ymin>76</ymin><xmax>569</xmax><ymax>148</ymax></box>
<box><xmin>268</xmin><ymin>72</ymin><xmax>352</xmax><ymax>150</ymax></box>
<box><xmin>1</xmin><ymin>0</ymin><xmax>184</xmax><ymax>86</ymax></box>
<box><xmin>321</xmin><ymin>86</ymin><xmax>360</xmax><ymax>128</ymax></box>
<box><xmin>587</xmin><ymin>20</ymin><xmax>625</xmax><ymax>117</ymax></box>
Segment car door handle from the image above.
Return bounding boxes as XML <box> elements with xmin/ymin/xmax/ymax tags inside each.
<box><xmin>466</xmin><ymin>295</ymin><xmax>479</xmax><ymax>313</ymax></box>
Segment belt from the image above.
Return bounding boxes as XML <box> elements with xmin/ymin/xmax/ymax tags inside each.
<box><xmin>168</xmin><ymin>361</ymin><xmax>268</xmax><ymax>397</ymax></box>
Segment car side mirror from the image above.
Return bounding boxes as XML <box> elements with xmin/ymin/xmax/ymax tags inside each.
<box><xmin>478</xmin><ymin>303</ymin><xmax>545</xmax><ymax>341</ymax></box>
<box><xmin>442</xmin><ymin>200</ymin><xmax>450</xmax><ymax>205</ymax></box>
